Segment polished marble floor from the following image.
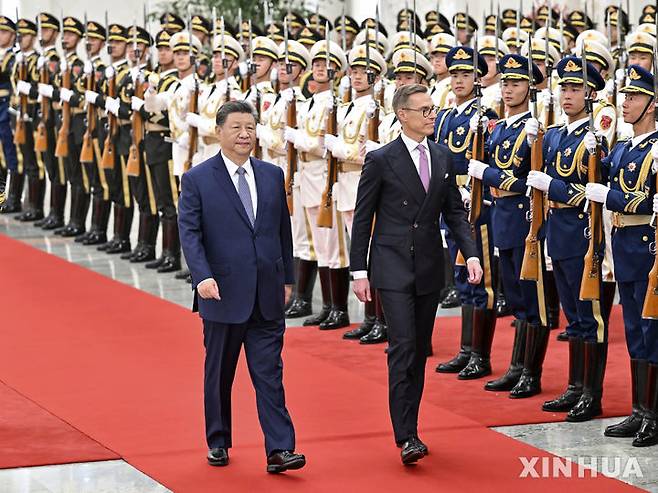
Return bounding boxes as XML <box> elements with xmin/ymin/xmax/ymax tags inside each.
<box><xmin>1</xmin><ymin>212</ymin><xmax>656</xmax><ymax>492</ymax></box>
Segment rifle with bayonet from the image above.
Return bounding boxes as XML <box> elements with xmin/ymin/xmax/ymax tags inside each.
<box><xmin>642</xmin><ymin>3</ymin><xmax>658</xmax><ymax>319</ymax></box>
<box><xmin>283</xmin><ymin>17</ymin><xmax>296</xmax><ymax>215</ymax></box>
<box><xmin>469</xmin><ymin>31</ymin><xmax>485</xmax><ymax>227</ymax></box>
<box><xmin>55</xmin><ymin>8</ymin><xmax>71</xmax><ymax>159</ymax></box>
<box><xmin>13</xmin><ymin>7</ymin><xmax>27</xmax><ymax>146</ymax></box>
<box><xmin>365</xmin><ymin>24</ymin><xmax>379</xmax><ymax>143</ymax></box>
<box><xmin>317</xmin><ymin>27</ymin><xmax>338</xmax><ymax>228</ymax></box>
<box><xmin>127</xmin><ymin>17</ymin><xmax>146</xmax><ymax>177</ymax></box>
<box><xmin>248</xmin><ymin>20</ymin><xmax>262</xmax><ymax>159</ymax></box>
<box><xmin>579</xmin><ymin>46</ymin><xmax>603</xmax><ymax>301</ymax></box>
<box><xmin>544</xmin><ymin>0</ymin><xmax>555</xmax><ymax>127</ymax></box>
<box><xmin>520</xmin><ymin>35</ymin><xmax>546</xmax><ymax>283</ymax></box>
<box><xmin>495</xmin><ymin>4</ymin><xmax>504</xmax><ymax>118</ymax></box>
<box><xmin>101</xmin><ymin>11</ymin><xmax>117</xmax><ymax>170</ymax></box>
<box><xmin>35</xmin><ymin>13</ymin><xmax>49</xmax><ymax>152</ymax></box>
<box><xmin>221</xmin><ymin>16</ymin><xmax>230</xmax><ymax>103</ymax></box>
<box><xmin>183</xmin><ymin>6</ymin><xmax>198</xmax><ymax>173</ymax></box>
<box><xmin>80</xmin><ymin>13</ymin><xmax>96</xmax><ymax>164</ymax></box>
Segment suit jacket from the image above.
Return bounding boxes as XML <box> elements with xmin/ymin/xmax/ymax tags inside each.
<box><xmin>350</xmin><ymin>135</ymin><xmax>478</xmax><ymax>295</ymax></box>
<box><xmin>178</xmin><ymin>153</ymin><xmax>295</xmax><ymax>324</ymax></box>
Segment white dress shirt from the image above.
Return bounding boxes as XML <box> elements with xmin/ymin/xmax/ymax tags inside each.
<box><xmin>631</xmin><ymin>131</ymin><xmax>655</xmax><ymax>149</ymax></box>
<box><xmin>197</xmin><ymin>152</ymin><xmax>258</xmax><ymax>290</ymax></box>
<box><xmin>566</xmin><ymin>117</ymin><xmax>589</xmax><ymax>135</ymax></box>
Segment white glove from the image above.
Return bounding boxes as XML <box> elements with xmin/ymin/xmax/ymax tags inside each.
<box><xmin>131</xmin><ymin>96</ymin><xmax>144</xmax><ymax>111</ymax></box>
<box><xmin>284</xmin><ymin>126</ymin><xmax>298</xmax><ymax>144</ymax></box>
<box><xmin>653</xmin><ymin>194</ymin><xmax>658</xmax><ymax>213</ymax></box>
<box><xmin>324</xmin><ymin>134</ymin><xmax>338</xmax><ymax>153</ymax></box>
<box><xmin>366</xmin><ymin>99</ymin><xmax>378</xmax><ymax>118</ymax></box>
<box><xmin>540</xmin><ymin>89</ymin><xmax>555</xmax><ymax>109</ymax></box>
<box><xmin>105</xmin><ymin>65</ymin><xmax>115</xmax><ymax>79</ymax></box>
<box><xmin>339</xmin><ymin>75</ymin><xmax>351</xmax><ymax>95</ymax></box>
<box><xmin>38</xmin><ymin>83</ymin><xmax>53</xmax><ymax>98</ymax></box>
<box><xmin>16</xmin><ymin>80</ymin><xmax>31</xmax><ymax>95</ymax></box>
<box><xmin>459</xmin><ymin>187</ymin><xmax>471</xmax><ymax>208</ymax></box>
<box><xmin>37</xmin><ymin>56</ymin><xmax>46</xmax><ymax>70</ymax></box>
<box><xmin>59</xmin><ymin>59</ymin><xmax>68</xmax><ymax>73</ymax></box>
<box><xmin>615</xmin><ymin>68</ymin><xmax>626</xmax><ymax>86</ymax></box>
<box><xmin>85</xmin><ymin>90</ymin><xmax>99</xmax><ymax>105</ymax></box>
<box><xmin>238</xmin><ymin>61</ymin><xmax>249</xmax><ymax>78</ymax></box>
<box><xmin>374</xmin><ymin>80</ymin><xmax>383</xmax><ymax>94</ymax></box>
<box><xmin>331</xmin><ymin>138</ymin><xmax>350</xmax><ymax>160</ymax></box>
<box><xmin>585</xmin><ymin>183</ymin><xmax>610</xmax><ymax>204</ymax></box>
<box><xmin>365</xmin><ymin>140</ymin><xmax>383</xmax><ymax>154</ymax></box>
<box><xmin>525</xmin><ymin>117</ymin><xmax>540</xmax><ymax>145</ymax></box>
<box><xmin>256</xmin><ymin>123</ymin><xmax>266</xmax><ymax>140</ymax></box>
<box><xmin>468</xmin><ymin>159</ymin><xmax>488</xmax><ymax>180</ymax></box>
<box><xmin>59</xmin><ymin>87</ymin><xmax>73</xmax><ymax>103</ymax></box>
<box><xmin>178</xmin><ymin>133</ymin><xmax>189</xmax><ymax>150</ymax></box>
<box><xmin>527</xmin><ymin>170</ymin><xmax>552</xmax><ymax>192</ymax></box>
<box><xmin>185</xmin><ymin>112</ymin><xmax>202</xmax><ymax>128</ymax></box>
<box><xmin>181</xmin><ymin>75</ymin><xmax>198</xmax><ymax>94</ymax></box>
<box><xmin>15</xmin><ymin>52</ymin><xmax>23</xmax><ymax>64</ymax></box>
<box><xmin>469</xmin><ymin>114</ymin><xmax>489</xmax><ymax>133</ymax></box>
<box><xmin>105</xmin><ymin>96</ymin><xmax>120</xmax><ymax>116</ymax></box>
<box><xmin>257</xmin><ymin>123</ymin><xmax>274</xmax><ymax>148</ymax></box>
<box><xmin>281</xmin><ymin>88</ymin><xmax>294</xmax><ymax>103</ymax></box>
<box><xmin>294</xmin><ymin>129</ymin><xmax>311</xmax><ymax>151</ymax></box>
<box><xmin>652</xmin><ymin>142</ymin><xmax>658</xmax><ymax>174</ymax></box>
<box><xmin>83</xmin><ymin>60</ymin><xmax>93</xmax><ymax>75</ymax></box>
<box><xmin>270</xmin><ymin>67</ymin><xmax>278</xmax><ymax>83</ymax></box>
<box><xmin>129</xmin><ymin>67</ymin><xmax>140</xmax><ymax>82</ymax></box>
<box><xmin>493</xmin><ymin>86</ymin><xmax>503</xmax><ymax>105</ymax></box>
<box><xmin>584</xmin><ymin>131</ymin><xmax>598</xmax><ymax>154</ymax></box>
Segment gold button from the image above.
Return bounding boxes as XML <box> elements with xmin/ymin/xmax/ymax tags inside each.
<box><xmin>614</xmin><ymin>177</ymin><xmax>618</xmax><ymax>182</ymax></box>
<box><xmin>643</xmin><ymin>235</ymin><xmax>649</xmax><ymax>242</ymax></box>
<box><xmin>518</xmin><ymin>203</ymin><xmax>523</xmax><ymax>209</ymax></box>
<box><xmin>578</xmin><ymin>213</ymin><xmax>584</xmax><ymax>219</ymax></box>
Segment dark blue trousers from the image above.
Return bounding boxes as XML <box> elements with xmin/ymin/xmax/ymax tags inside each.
<box><xmin>202</xmin><ymin>306</ymin><xmax>295</xmax><ymax>455</ymax></box>
<box><xmin>618</xmin><ymin>280</ymin><xmax>658</xmax><ymax>363</ymax></box>
<box><xmin>498</xmin><ymin>245</ymin><xmax>543</xmax><ymax>325</ymax></box>
<box><xmin>0</xmin><ymin>106</ymin><xmax>18</xmax><ymax>172</ymax></box>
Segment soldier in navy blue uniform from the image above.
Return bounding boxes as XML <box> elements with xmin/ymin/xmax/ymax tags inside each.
<box><xmin>586</xmin><ymin>65</ymin><xmax>657</xmax><ymax>447</ymax></box>
<box><xmin>434</xmin><ymin>45</ymin><xmax>500</xmax><ymax>377</ymax></box>
<box><xmin>0</xmin><ymin>16</ymin><xmax>18</xmax><ymax>209</ymax></box>
<box><xmin>526</xmin><ymin>56</ymin><xmax>610</xmax><ymax>421</ymax></box>
<box><xmin>467</xmin><ymin>54</ymin><xmax>549</xmax><ymax>396</ymax></box>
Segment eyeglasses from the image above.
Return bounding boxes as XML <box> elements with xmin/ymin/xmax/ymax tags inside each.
<box><xmin>401</xmin><ymin>105</ymin><xmax>439</xmax><ymax>118</ymax></box>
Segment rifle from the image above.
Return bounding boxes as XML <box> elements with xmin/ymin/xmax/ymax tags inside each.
<box><xmin>520</xmin><ymin>35</ymin><xmax>545</xmax><ymax>282</ymax></box>
<box><xmin>248</xmin><ymin>20</ymin><xmax>262</xmax><ymax>159</ymax></box>
<box><xmin>495</xmin><ymin>4</ymin><xmax>504</xmax><ymax>118</ymax></box>
<box><xmin>13</xmin><ymin>7</ymin><xmax>27</xmax><ymax>146</ymax></box>
<box><xmin>80</xmin><ymin>14</ymin><xmax>96</xmax><ymax>163</ymax></box>
<box><xmin>283</xmin><ymin>18</ymin><xmax>297</xmax><ymax>215</ymax></box>
<box><xmin>35</xmin><ymin>13</ymin><xmax>49</xmax><ymax>153</ymax></box>
<box><xmin>54</xmin><ymin>53</ymin><xmax>71</xmax><ymax>158</ymax></box>
<box><xmin>579</xmin><ymin>46</ymin><xmax>603</xmax><ymax>301</ymax></box>
<box><xmin>544</xmin><ymin>0</ymin><xmax>555</xmax><ymax>127</ymax></box>
<box><xmin>642</xmin><ymin>5</ymin><xmax>658</xmax><ymax>319</ymax></box>
<box><xmin>365</xmin><ymin>24</ymin><xmax>379</xmax><ymax>142</ymax></box>
<box><xmin>221</xmin><ymin>16</ymin><xmax>230</xmax><ymax>102</ymax></box>
<box><xmin>100</xmin><ymin>11</ymin><xmax>117</xmax><ymax>170</ymax></box>
<box><xmin>183</xmin><ymin>6</ymin><xmax>198</xmax><ymax>173</ymax></box>
<box><xmin>126</xmin><ymin>20</ymin><xmax>145</xmax><ymax>177</ymax></box>
<box><xmin>317</xmin><ymin>27</ymin><xmax>338</xmax><ymax>228</ymax></box>
<box><xmin>469</xmin><ymin>31</ymin><xmax>485</xmax><ymax>228</ymax></box>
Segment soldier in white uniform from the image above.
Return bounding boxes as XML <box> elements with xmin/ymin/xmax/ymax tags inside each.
<box><xmin>479</xmin><ymin>35</ymin><xmax>509</xmax><ymax>118</ymax></box>
<box><xmin>428</xmin><ymin>33</ymin><xmax>455</xmax><ymax>109</ymax></box>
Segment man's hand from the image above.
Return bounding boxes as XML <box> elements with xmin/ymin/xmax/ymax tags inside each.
<box><xmin>285</xmin><ymin>285</ymin><xmax>293</xmax><ymax>306</ymax></box>
<box><xmin>466</xmin><ymin>258</ymin><xmax>483</xmax><ymax>285</ymax></box>
<box><xmin>197</xmin><ymin>279</ymin><xmax>221</xmax><ymax>300</ymax></box>
<box><xmin>353</xmin><ymin>278</ymin><xmax>372</xmax><ymax>303</ymax></box>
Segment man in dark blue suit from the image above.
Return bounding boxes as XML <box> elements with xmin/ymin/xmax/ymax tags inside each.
<box><xmin>178</xmin><ymin>101</ymin><xmax>305</xmax><ymax>473</ymax></box>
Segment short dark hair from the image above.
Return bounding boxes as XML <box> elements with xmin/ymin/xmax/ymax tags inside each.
<box><xmin>392</xmin><ymin>84</ymin><xmax>429</xmax><ymax>113</ymax></box>
<box><xmin>215</xmin><ymin>101</ymin><xmax>257</xmax><ymax>126</ymax></box>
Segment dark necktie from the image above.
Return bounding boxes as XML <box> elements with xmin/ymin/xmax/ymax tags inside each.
<box><xmin>236</xmin><ymin>167</ymin><xmax>255</xmax><ymax>226</ymax></box>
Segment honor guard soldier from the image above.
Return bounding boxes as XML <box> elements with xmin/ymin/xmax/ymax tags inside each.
<box><xmin>525</xmin><ymin>56</ymin><xmax>609</xmax><ymax>419</ymax></box>
<box><xmin>334</xmin><ymin>15</ymin><xmax>359</xmax><ymax>51</ymax></box>
<box><xmin>9</xmin><ymin>19</ymin><xmax>40</xmax><ymax>217</ymax></box>
<box><xmin>0</xmin><ymin>16</ymin><xmax>18</xmax><ymax>210</ymax></box>
<box><xmin>135</xmin><ymin>30</ymin><xmax>182</xmax><ymax>274</ymax></box>
<box><xmin>160</xmin><ymin>13</ymin><xmax>185</xmax><ymax>34</ymax></box>
<box><xmin>479</xmin><ymin>35</ymin><xmax>509</xmax><ymax>117</ymax></box>
<box><xmin>433</xmin><ymin>45</ymin><xmax>499</xmax><ymax>376</ymax></box>
<box><xmin>453</xmin><ymin>13</ymin><xmax>477</xmax><ymax>46</ymax></box>
<box><xmin>185</xmin><ymin>32</ymin><xmax>243</xmax><ymax>163</ymax></box>
<box><xmin>588</xmin><ymin>65</ymin><xmax>658</xmax><ymax>448</ymax></box>
<box><xmin>190</xmin><ymin>15</ymin><xmax>212</xmax><ymax>81</ymax></box>
<box><xmin>567</xmin><ymin>10</ymin><xmax>594</xmax><ymax>35</ymax></box>
<box><xmin>78</xmin><ymin>20</ymin><xmax>110</xmax><ymax>246</ymax></box>
<box><xmin>502</xmin><ymin>26</ymin><xmax>529</xmax><ymax>55</ymax></box>
<box><xmin>31</xmin><ymin>13</ymin><xmax>60</xmax><ymax>227</ymax></box>
<box><xmin>467</xmin><ymin>54</ymin><xmax>548</xmax><ymax>389</ymax></box>
<box><xmin>257</xmin><ymin>39</ymin><xmax>318</xmax><ymax>319</ymax></box>
<box><xmin>428</xmin><ymin>33</ymin><xmax>456</xmax><ymax>110</ymax></box>
<box><xmin>284</xmin><ymin>39</ymin><xmax>350</xmax><ymax>329</ymax></box>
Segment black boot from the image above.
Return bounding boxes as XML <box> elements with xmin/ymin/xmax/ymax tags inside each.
<box><xmin>0</xmin><ymin>170</ymin><xmax>25</xmax><ymax>213</ymax></box>
<box><xmin>633</xmin><ymin>362</ymin><xmax>658</xmax><ymax>447</ymax></box>
<box><xmin>566</xmin><ymin>341</ymin><xmax>607</xmax><ymax>421</ymax></box>
<box><xmin>303</xmin><ymin>266</ymin><xmax>332</xmax><ymax>326</ymax></box>
<box><xmin>319</xmin><ymin>268</ymin><xmax>351</xmax><ymax>330</ymax></box>
<box><xmin>84</xmin><ymin>198</ymin><xmax>111</xmax><ymax>245</ymax></box>
<box><xmin>436</xmin><ymin>304</ymin><xmax>474</xmax><ymax>373</ymax></box>
<box><xmin>509</xmin><ymin>324</ymin><xmax>550</xmax><ymax>398</ymax></box>
<box><xmin>106</xmin><ymin>205</ymin><xmax>133</xmax><ymax>254</ymax></box>
<box><xmin>42</xmin><ymin>183</ymin><xmax>66</xmax><ymax>229</ymax></box>
<box><xmin>601</xmin><ymin>281</ymin><xmax>616</xmax><ymax>324</ymax></box>
<box><xmin>440</xmin><ymin>287</ymin><xmax>461</xmax><ymax>309</ymax></box>
<box><xmin>131</xmin><ymin>214</ymin><xmax>158</xmax><ymax>262</ymax></box>
<box><xmin>17</xmin><ymin>177</ymin><xmax>45</xmax><ymax>222</ymax></box>
<box><xmin>61</xmin><ymin>189</ymin><xmax>90</xmax><ymax>237</ymax></box>
<box><xmin>605</xmin><ymin>359</ymin><xmax>648</xmax><ymax>437</ymax></box>
<box><xmin>155</xmin><ymin>218</ymin><xmax>182</xmax><ymax>273</ymax></box>
<box><xmin>344</xmin><ymin>298</ymin><xmax>375</xmax><ymax>339</ymax></box>
<box><xmin>495</xmin><ymin>273</ymin><xmax>512</xmax><ymax>317</ymax></box>
<box><xmin>544</xmin><ymin>268</ymin><xmax>561</xmax><ymax>330</ymax></box>
<box><xmin>121</xmin><ymin>211</ymin><xmax>146</xmax><ymax>260</ymax></box>
<box><xmin>285</xmin><ymin>260</ymin><xmax>317</xmax><ymax>318</ymax></box>
<box><xmin>542</xmin><ymin>337</ymin><xmax>585</xmax><ymax>411</ymax></box>
<box><xmin>459</xmin><ymin>308</ymin><xmax>496</xmax><ymax>380</ymax></box>
<box><xmin>485</xmin><ymin>319</ymin><xmax>527</xmax><ymax>391</ymax></box>
<box><xmin>360</xmin><ymin>291</ymin><xmax>388</xmax><ymax>344</ymax></box>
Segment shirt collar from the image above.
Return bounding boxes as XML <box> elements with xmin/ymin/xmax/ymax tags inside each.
<box><xmin>455</xmin><ymin>97</ymin><xmax>476</xmax><ymax>116</ymax></box>
<box><xmin>400</xmin><ymin>131</ymin><xmax>429</xmax><ymax>153</ymax></box>
<box><xmin>566</xmin><ymin>117</ymin><xmax>589</xmax><ymax>135</ymax></box>
<box><xmin>506</xmin><ymin>111</ymin><xmax>530</xmax><ymax>126</ymax></box>
<box><xmin>631</xmin><ymin>131</ymin><xmax>656</xmax><ymax>149</ymax></box>
<box><xmin>221</xmin><ymin>151</ymin><xmax>252</xmax><ymax>176</ymax></box>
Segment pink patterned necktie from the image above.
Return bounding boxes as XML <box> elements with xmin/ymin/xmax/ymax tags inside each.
<box><xmin>417</xmin><ymin>143</ymin><xmax>430</xmax><ymax>192</ymax></box>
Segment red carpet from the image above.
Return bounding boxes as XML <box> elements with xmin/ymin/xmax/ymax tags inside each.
<box><xmin>0</xmin><ymin>233</ymin><xmax>640</xmax><ymax>492</ymax></box>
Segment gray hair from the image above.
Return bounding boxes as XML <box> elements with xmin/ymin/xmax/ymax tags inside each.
<box><xmin>215</xmin><ymin>100</ymin><xmax>257</xmax><ymax>126</ymax></box>
<box><xmin>392</xmin><ymin>84</ymin><xmax>429</xmax><ymax>113</ymax></box>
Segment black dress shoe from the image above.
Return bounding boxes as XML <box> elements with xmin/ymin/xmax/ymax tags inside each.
<box><xmin>400</xmin><ymin>438</ymin><xmax>425</xmax><ymax>465</ymax></box>
<box><xmin>440</xmin><ymin>287</ymin><xmax>461</xmax><ymax>309</ymax></box>
<box><xmin>75</xmin><ymin>231</ymin><xmax>92</xmax><ymax>243</ymax></box>
<box><xmin>106</xmin><ymin>240</ymin><xmax>131</xmax><ymax>254</ymax></box>
<box><xmin>157</xmin><ymin>256</ymin><xmax>181</xmax><ymax>273</ymax></box>
<box><xmin>344</xmin><ymin>316</ymin><xmax>375</xmax><ymax>339</ymax></box>
<box><xmin>285</xmin><ymin>298</ymin><xmax>313</xmax><ymax>318</ymax></box>
<box><xmin>83</xmin><ymin>231</ymin><xmax>107</xmax><ymax>245</ymax></box>
<box><xmin>414</xmin><ymin>435</ymin><xmax>429</xmax><ymax>455</ymax></box>
<box><xmin>319</xmin><ymin>309</ymin><xmax>350</xmax><ymax>330</ymax></box>
<box><xmin>360</xmin><ymin>321</ymin><xmax>387</xmax><ymax>344</ymax></box>
<box><xmin>175</xmin><ymin>268</ymin><xmax>191</xmax><ymax>280</ymax></box>
<box><xmin>435</xmin><ymin>350</ymin><xmax>471</xmax><ymax>373</ymax></box>
<box><xmin>556</xmin><ymin>330</ymin><xmax>569</xmax><ymax>342</ymax></box>
<box><xmin>303</xmin><ymin>305</ymin><xmax>331</xmax><ymax>326</ymax></box>
<box><xmin>130</xmin><ymin>245</ymin><xmax>156</xmax><ymax>263</ymax></box>
<box><xmin>60</xmin><ymin>225</ymin><xmax>85</xmax><ymax>237</ymax></box>
<box><xmin>207</xmin><ymin>448</ymin><xmax>229</xmax><ymax>466</ymax></box>
<box><xmin>266</xmin><ymin>450</ymin><xmax>306</xmax><ymax>473</ymax></box>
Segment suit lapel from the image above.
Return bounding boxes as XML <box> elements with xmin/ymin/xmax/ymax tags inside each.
<box><xmin>212</xmin><ymin>154</ymin><xmax>253</xmax><ymax>229</ymax></box>
<box><xmin>251</xmin><ymin>158</ymin><xmax>268</xmax><ymax>233</ymax></box>
<box><xmin>387</xmin><ymin>135</ymin><xmax>426</xmax><ymax>205</ymax></box>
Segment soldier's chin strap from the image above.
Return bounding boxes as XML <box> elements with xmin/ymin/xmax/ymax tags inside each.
<box><xmin>632</xmin><ymin>95</ymin><xmax>655</xmax><ymax>126</ymax></box>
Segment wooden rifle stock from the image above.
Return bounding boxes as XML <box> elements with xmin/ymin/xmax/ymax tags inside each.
<box><xmin>520</xmin><ymin>129</ymin><xmax>545</xmax><ymax>281</ymax></box>
<box><xmin>284</xmin><ymin>96</ymin><xmax>297</xmax><ymax>215</ymax></box>
<box><xmin>469</xmin><ymin>122</ymin><xmax>485</xmax><ymax>227</ymax></box>
<box><xmin>579</xmin><ymin>146</ymin><xmax>603</xmax><ymax>301</ymax></box>
<box><xmin>642</xmin><ymin>170</ymin><xmax>658</xmax><ymax>319</ymax></box>
<box><xmin>317</xmin><ymin>99</ymin><xmax>338</xmax><ymax>228</ymax></box>
<box><xmin>126</xmin><ymin>78</ymin><xmax>146</xmax><ymax>177</ymax></box>
<box><xmin>100</xmin><ymin>74</ymin><xmax>117</xmax><ymax>169</ymax></box>
<box><xmin>54</xmin><ymin>64</ymin><xmax>71</xmax><ymax>158</ymax></box>
<box><xmin>14</xmin><ymin>61</ymin><xmax>28</xmax><ymax>146</ymax></box>
<box><xmin>183</xmin><ymin>82</ymin><xmax>199</xmax><ymax>173</ymax></box>
<box><xmin>254</xmin><ymin>90</ymin><xmax>262</xmax><ymax>159</ymax></box>
<box><xmin>80</xmin><ymin>68</ymin><xmax>96</xmax><ymax>163</ymax></box>
<box><xmin>35</xmin><ymin>63</ymin><xmax>50</xmax><ymax>152</ymax></box>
